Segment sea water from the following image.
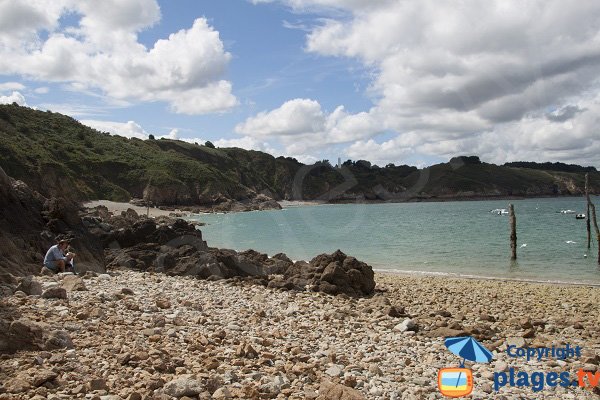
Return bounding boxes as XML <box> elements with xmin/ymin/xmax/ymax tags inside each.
<box><xmin>188</xmin><ymin>197</ymin><xmax>600</xmax><ymax>285</ymax></box>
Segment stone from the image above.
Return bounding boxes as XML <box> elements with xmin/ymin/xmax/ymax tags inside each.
<box><xmin>212</xmin><ymin>387</ymin><xmax>233</xmax><ymax>399</ymax></box>
<box><xmin>86</xmin><ymin>378</ymin><xmax>109</xmax><ymax>392</ymax></box>
<box><xmin>387</xmin><ymin>305</ymin><xmax>406</xmax><ymax>318</ymax></box>
<box><xmin>3</xmin><ymin>318</ymin><xmax>45</xmax><ymax>352</ymax></box>
<box><xmin>494</xmin><ymin>361</ymin><xmax>509</xmax><ymax>373</ymax></box>
<box><xmin>316</xmin><ymin>380</ymin><xmax>366</xmax><ymax>400</ymax></box>
<box><xmin>522</xmin><ymin>328</ymin><xmax>536</xmax><ymax>338</ymax></box>
<box><xmin>15</xmin><ymin>276</ymin><xmax>43</xmax><ymax>296</ymax></box>
<box><xmin>162</xmin><ymin>377</ymin><xmax>204</xmax><ymax>397</ymax></box>
<box><xmin>4</xmin><ymin>378</ymin><xmax>32</xmax><ymax>394</ymax></box>
<box><xmin>89</xmin><ymin>308</ymin><xmax>106</xmax><ymax>319</ymax></box>
<box><xmin>62</xmin><ymin>275</ymin><xmax>87</xmax><ymax>291</ymax></box>
<box><xmin>426</xmin><ymin>327</ymin><xmax>466</xmax><ymax>338</ymax></box>
<box><xmin>325</xmin><ymin>364</ymin><xmax>344</xmax><ymax>377</ymax></box>
<box><xmin>506</xmin><ymin>336</ymin><xmax>526</xmax><ymax>348</ymax></box>
<box><xmin>31</xmin><ymin>369</ymin><xmax>58</xmax><ymax>387</ymax></box>
<box><xmin>368</xmin><ymin>364</ymin><xmax>383</xmax><ymax>376</ymax></box>
<box><xmin>44</xmin><ymin>330</ymin><xmax>74</xmax><ymax>349</ymax></box>
<box><xmin>156</xmin><ymin>298</ymin><xmax>171</xmax><ymax>309</ymax></box>
<box><xmin>394</xmin><ymin>318</ymin><xmax>417</xmax><ymax>332</ymax></box>
<box><xmin>244</xmin><ymin>343</ymin><xmax>258</xmax><ymax>358</ymax></box>
<box><xmin>41</xmin><ymin>287</ymin><xmax>67</xmax><ymax>299</ymax></box>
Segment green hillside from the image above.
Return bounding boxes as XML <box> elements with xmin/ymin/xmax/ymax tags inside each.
<box><xmin>0</xmin><ymin>104</ymin><xmax>598</xmax><ymax>205</ymax></box>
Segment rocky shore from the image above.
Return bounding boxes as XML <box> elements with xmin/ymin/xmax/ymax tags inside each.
<box><xmin>1</xmin><ymin>270</ymin><xmax>599</xmax><ymax>399</ymax></box>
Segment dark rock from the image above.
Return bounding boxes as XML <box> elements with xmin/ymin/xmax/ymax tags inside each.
<box><xmin>44</xmin><ymin>330</ymin><xmax>74</xmax><ymax>349</ymax></box>
<box><xmin>1</xmin><ymin>318</ymin><xmax>45</xmax><ymax>353</ymax></box>
<box><xmin>15</xmin><ymin>275</ymin><xmax>43</xmax><ymax>296</ymax></box>
<box><xmin>31</xmin><ymin>369</ymin><xmax>58</xmax><ymax>387</ymax></box>
<box><xmin>41</xmin><ymin>287</ymin><xmax>67</xmax><ymax>299</ymax></box>
<box><xmin>284</xmin><ymin>250</ymin><xmax>375</xmax><ymax>297</ymax></box>
<box><xmin>0</xmin><ymin>273</ymin><xmax>17</xmax><ymax>287</ymax></box>
<box><xmin>86</xmin><ymin>378</ymin><xmax>109</xmax><ymax>392</ymax></box>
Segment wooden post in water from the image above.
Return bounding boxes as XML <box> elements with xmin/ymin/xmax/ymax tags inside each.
<box><xmin>586</xmin><ymin>173</ymin><xmax>591</xmax><ymax>249</ymax></box>
<box><xmin>590</xmin><ymin>202</ymin><xmax>600</xmax><ymax>264</ymax></box>
<box><xmin>509</xmin><ymin>204</ymin><xmax>517</xmax><ymax>260</ymax></box>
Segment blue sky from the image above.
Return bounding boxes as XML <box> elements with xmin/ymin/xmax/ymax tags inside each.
<box><xmin>1</xmin><ymin>0</ymin><xmax>599</xmax><ymax>167</ymax></box>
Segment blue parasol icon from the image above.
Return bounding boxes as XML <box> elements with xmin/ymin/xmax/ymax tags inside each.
<box><xmin>445</xmin><ymin>336</ymin><xmax>493</xmax><ymax>389</ymax></box>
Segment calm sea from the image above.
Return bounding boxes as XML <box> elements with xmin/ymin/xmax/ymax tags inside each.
<box><xmin>189</xmin><ymin>197</ymin><xmax>600</xmax><ymax>285</ymax></box>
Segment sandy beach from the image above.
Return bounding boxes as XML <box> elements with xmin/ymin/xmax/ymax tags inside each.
<box><xmin>1</xmin><ymin>270</ymin><xmax>598</xmax><ymax>399</ymax></box>
<box><xmin>83</xmin><ymin>200</ymin><xmax>193</xmax><ymax>218</ymax></box>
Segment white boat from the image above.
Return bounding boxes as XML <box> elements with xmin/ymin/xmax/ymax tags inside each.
<box><xmin>559</xmin><ymin>209</ymin><xmax>576</xmax><ymax>214</ymax></box>
<box><xmin>576</xmin><ymin>213</ymin><xmax>586</xmax><ymax>219</ymax></box>
<box><xmin>490</xmin><ymin>208</ymin><xmax>508</xmax><ymax>215</ymax></box>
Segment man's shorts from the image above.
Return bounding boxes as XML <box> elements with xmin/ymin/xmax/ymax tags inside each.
<box><xmin>43</xmin><ymin>260</ymin><xmax>60</xmax><ymax>272</ymax></box>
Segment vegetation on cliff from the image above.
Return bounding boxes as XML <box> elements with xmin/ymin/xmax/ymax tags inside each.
<box><xmin>0</xmin><ymin>104</ymin><xmax>598</xmax><ymax>205</ymax></box>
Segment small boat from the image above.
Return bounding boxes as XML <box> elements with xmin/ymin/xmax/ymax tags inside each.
<box><xmin>559</xmin><ymin>209</ymin><xmax>576</xmax><ymax>214</ymax></box>
<box><xmin>490</xmin><ymin>208</ymin><xmax>508</xmax><ymax>215</ymax></box>
<box><xmin>576</xmin><ymin>213</ymin><xmax>586</xmax><ymax>219</ymax></box>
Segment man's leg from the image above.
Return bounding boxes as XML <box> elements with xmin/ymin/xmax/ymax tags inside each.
<box><xmin>56</xmin><ymin>260</ymin><xmax>65</xmax><ymax>273</ymax></box>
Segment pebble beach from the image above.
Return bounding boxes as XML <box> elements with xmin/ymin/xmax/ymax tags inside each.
<box><xmin>1</xmin><ymin>270</ymin><xmax>599</xmax><ymax>399</ymax></box>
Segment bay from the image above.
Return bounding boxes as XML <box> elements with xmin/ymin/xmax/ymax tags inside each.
<box><xmin>189</xmin><ymin>197</ymin><xmax>600</xmax><ymax>285</ymax></box>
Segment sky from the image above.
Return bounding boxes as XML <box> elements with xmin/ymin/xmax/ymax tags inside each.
<box><xmin>1</xmin><ymin>0</ymin><xmax>600</xmax><ymax>168</ymax></box>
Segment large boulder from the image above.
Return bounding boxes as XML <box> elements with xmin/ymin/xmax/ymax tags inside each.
<box><xmin>283</xmin><ymin>250</ymin><xmax>375</xmax><ymax>297</ymax></box>
<box><xmin>14</xmin><ymin>276</ymin><xmax>42</xmax><ymax>296</ymax></box>
<box><xmin>0</xmin><ymin>319</ymin><xmax>45</xmax><ymax>353</ymax></box>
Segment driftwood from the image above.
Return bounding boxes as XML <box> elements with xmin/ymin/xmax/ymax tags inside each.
<box><xmin>509</xmin><ymin>204</ymin><xmax>517</xmax><ymax>260</ymax></box>
<box><xmin>590</xmin><ymin>203</ymin><xmax>600</xmax><ymax>264</ymax></box>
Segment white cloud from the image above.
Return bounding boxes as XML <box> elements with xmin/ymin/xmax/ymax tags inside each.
<box><xmin>34</xmin><ymin>87</ymin><xmax>49</xmax><ymax>94</ymax></box>
<box><xmin>166</xmin><ymin>129</ymin><xmax>179</xmax><ymax>140</ymax></box>
<box><xmin>0</xmin><ymin>0</ymin><xmax>237</xmax><ymax>114</ymax></box>
<box><xmin>235</xmin><ymin>98</ymin><xmax>326</xmax><ymax>137</ymax></box>
<box><xmin>0</xmin><ymin>91</ymin><xmax>27</xmax><ymax>106</ymax></box>
<box><xmin>251</xmin><ymin>0</ymin><xmax>600</xmax><ymax>167</ymax></box>
<box><xmin>80</xmin><ymin>119</ymin><xmax>150</xmax><ymax>139</ymax></box>
<box><xmin>214</xmin><ymin>136</ymin><xmax>278</xmax><ymax>154</ymax></box>
<box><xmin>0</xmin><ymin>82</ymin><xmax>25</xmax><ymax>91</ymax></box>
<box><xmin>235</xmin><ymin>98</ymin><xmax>383</xmax><ymax>156</ymax></box>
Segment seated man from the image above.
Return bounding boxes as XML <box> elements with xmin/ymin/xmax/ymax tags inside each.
<box><xmin>43</xmin><ymin>239</ymin><xmax>76</xmax><ymax>273</ymax></box>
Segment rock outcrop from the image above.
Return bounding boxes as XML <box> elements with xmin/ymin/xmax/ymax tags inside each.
<box><xmin>269</xmin><ymin>250</ymin><xmax>376</xmax><ymax>297</ymax></box>
<box><xmin>0</xmin><ymin>167</ymin><xmax>105</xmax><ymax>276</ymax></box>
<box><xmin>101</xmin><ymin>216</ymin><xmax>376</xmax><ymax>297</ymax></box>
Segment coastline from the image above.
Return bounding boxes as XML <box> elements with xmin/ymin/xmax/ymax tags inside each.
<box><xmin>84</xmin><ymin>193</ymin><xmax>599</xmax><ymax>217</ymax></box>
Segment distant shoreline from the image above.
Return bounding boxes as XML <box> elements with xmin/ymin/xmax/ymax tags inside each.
<box><xmin>84</xmin><ymin>193</ymin><xmax>597</xmax><ymax>216</ymax></box>
<box><xmin>374</xmin><ymin>269</ymin><xmax>600</xmax><ymax>288</ymax></box>
<box><xmin>323</xmin><ymin>192</ymin><xmax>598</xmax><ymax>205</ymax></box>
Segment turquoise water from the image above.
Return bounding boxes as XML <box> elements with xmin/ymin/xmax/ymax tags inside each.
<box><xmin>189</xmin><ymin>197</ymin><xmax>600</xmax><ymax>284</ymax></box>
